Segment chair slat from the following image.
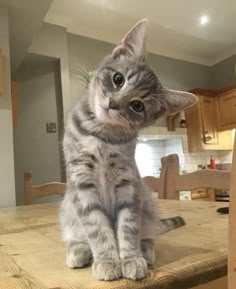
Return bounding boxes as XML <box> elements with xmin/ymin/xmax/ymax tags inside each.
<box><xmin>24</xmin><ymin>172</ymin><xmax>66</xmax><ymax>205</ymax></box>
<box><xmin>177</xmin><ymin>170</ymin><xmax>230</xmax><ymax>191</ymax></box>
<box><xmin>32</xmin><ymin>183</ymin><xmax>66</xmax><ymax>198</ymax></box>
<box><xmin>143</xmin><ymin>176</ymin><xmax>161</xmax><ymax>193</ymax></box>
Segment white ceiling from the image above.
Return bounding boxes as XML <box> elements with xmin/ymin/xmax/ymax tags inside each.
<box><xmin>44</xmin><ymin>0</ymin><xmax>236</xmax><ymax>66</ymax></box>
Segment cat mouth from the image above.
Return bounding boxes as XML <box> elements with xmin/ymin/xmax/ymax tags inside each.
<box><xmin>97</xmin><ymin>105</ymin><xmax>128</xmax><ymax>126</ymax></box>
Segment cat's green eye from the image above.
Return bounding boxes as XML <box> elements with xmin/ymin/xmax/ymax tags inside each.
<box><xmin>113</xmin><ymin>72</ymin><xmax>125</xmax><ymax>88</ymax></box>
<box><xmin>129</xmin><ymin>100</ymin><xmax>144</xmax><ymax>113</ymax></box>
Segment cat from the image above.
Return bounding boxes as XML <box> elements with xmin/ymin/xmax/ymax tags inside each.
<box><xmin>60</xmin><ymin>18</ymin><xmax>197</xmax><ymax>281</ymax></box>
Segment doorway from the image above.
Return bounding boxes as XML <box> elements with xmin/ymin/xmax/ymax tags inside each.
<box><xmin>13</xmin><ymin>53</ymin><xmax>64</xmax><ymax>205</ymax></box>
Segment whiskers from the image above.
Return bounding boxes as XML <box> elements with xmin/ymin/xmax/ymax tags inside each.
<box><xmin>73</xmin><ymin>63</ymin><xmax>94</xmax><ymax>87</ymax></box>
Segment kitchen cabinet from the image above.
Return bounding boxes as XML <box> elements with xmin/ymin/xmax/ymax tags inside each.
<box><xmin>185</xmin><ymin>89</ymin><xmax>233</xmax><ymax>152</ymax></box>
<box><xmin>217</xmin><ymin>88</ymin><xmax>236</xmax><ymax>131</ymax></box>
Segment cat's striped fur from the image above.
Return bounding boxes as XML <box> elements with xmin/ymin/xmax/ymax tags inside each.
<box><xmin>60</xmin><ymin>19</ymin><xmax>197</xmax><ymax>281</ymax></box>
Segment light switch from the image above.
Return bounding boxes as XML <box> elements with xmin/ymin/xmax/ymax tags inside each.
<box><xmin>46</xmin><ymin>122</ymin><xmax>57</xmax><ymax>133</ymax></box>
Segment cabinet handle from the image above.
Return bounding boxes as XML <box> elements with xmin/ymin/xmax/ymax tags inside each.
<box><xmin>202</xmin><ymin>135</ymin><xmax>213</xmax><ymax>143</ymax></box>
<box><xmin>205</xmin><ymin>136</ymin><xmax>213</xmax><ymax>141</ymax></box>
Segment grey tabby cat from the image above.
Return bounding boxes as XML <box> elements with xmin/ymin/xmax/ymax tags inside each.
<box><xmin>60</xmin><ymin>19</ymin><xmax>197</xmax><ymax>281</ymax></box>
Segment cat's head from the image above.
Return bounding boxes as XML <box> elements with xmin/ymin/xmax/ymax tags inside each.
<box><xmin>87</xmin><ymin>19</ymin><xmax>197</xmax><ymax>130</ymax></box>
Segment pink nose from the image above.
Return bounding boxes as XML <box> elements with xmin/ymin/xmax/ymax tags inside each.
<box><xmin>109</xmin><ymin>99</ymin><xmax>119</xmax><ymax>110</ymax></box>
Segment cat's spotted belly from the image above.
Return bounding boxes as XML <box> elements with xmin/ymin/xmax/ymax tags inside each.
<box><xmin>75</xmin><ymin>138</ymin><xmax>138</xmax><ymax>219</ymax></box>
<box><xmin>95</xmin><ymin>153</ymin><xmax>137</xmax><ymax>219</ymax></box>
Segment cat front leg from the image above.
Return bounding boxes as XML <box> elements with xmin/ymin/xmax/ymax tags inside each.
<box><xmin>75</xmin><ymin>188</ymin><xmax>122</xmax><ymax>281</ymax></box>
<box><xmin>116</xmin><ymin>183</ymin><xmax>148</xmax><ymax>280</ymax></box>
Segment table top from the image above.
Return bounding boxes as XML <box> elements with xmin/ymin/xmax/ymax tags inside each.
<box><xmin>0</xmin><ymin>200</ymin><xmax>229</xmax><ymax>289</ymax></box>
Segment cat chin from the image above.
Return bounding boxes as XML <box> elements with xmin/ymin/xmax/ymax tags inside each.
<box><xmin>94</xmin><ymin>102</ymin><xmax>127</xmax><ymax>126</ymax></box>
<box><xmin>97</xmin><ymin>112</ymin><xmax>126</xmax><ymax>127</ymax></box>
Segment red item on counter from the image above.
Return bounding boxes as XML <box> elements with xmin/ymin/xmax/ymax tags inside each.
<box><xmin>210</xmin><ymin>156</ymin><xmax>216</xmax><ymax>169</ymax></box>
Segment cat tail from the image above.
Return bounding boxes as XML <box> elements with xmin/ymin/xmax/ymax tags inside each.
<box><xmin>217</xmin><ymin>207</ymin><xmax>229</xmax><ymax>214</ymax></box>
<box><xmin>159</xmin><ymin>216</ymin><xmax>185</xmax><ymax>234</ymax></box>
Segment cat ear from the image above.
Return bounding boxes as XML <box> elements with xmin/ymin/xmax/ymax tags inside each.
<box><xmin>162</xmin><ymin>88</ymin><xmax>198</xmax><ymax>115</ymax></box>
<box><xmin>112</xmin><ymin>19</ymin><xmax>149</xmax><ymax>60</ymax></box>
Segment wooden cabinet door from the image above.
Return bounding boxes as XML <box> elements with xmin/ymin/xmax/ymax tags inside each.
<box><xmin>218</xmin><ymin>90</ymin><xmax>236</xmax><ymax>130</ymax></box>
<box><xmin>200</xmin><ymin>95</ymin><xmax>219</xmax><ymax>145</ymax></box>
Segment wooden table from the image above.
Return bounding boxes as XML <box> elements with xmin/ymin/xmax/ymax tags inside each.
<box><xmin>0</xmin><ymin>200</ymin><xmax>229</xmax><ymax>289</ymax></box>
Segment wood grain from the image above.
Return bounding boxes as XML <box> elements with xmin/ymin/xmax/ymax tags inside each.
<box><xmin>177</xmin><ymin>169</ymin><xmax>230</xmax><ymax>190</ymax></box>
<box><xmin>0</xmin><ymin>249</ymin><xmax>47</xmax><ymax>289</ymax></box>
<box><xmin>166</xmin><ymin>113</ymin><xmax>178</xmax><ymax>131</ymax></box>
<box><xmin>217</xmin><ymin>89</ymin><xmax>236</xmax><ymax>131</ymax></box>
<box><xmin>185</xmin><ymin>90</ymin><xmax>233</xmax><ymax>152</ymax></box>
<box><xmin>0</xmin><ymin>200</ymin><xmax>229</xmax><ymax>289</ymax></box>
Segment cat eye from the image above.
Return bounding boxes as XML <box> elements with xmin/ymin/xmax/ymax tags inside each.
<box><xmin>129</xmin><ymin>100</ymin><xmax>145</xmax><ymax>113</ymax></box>
<box><xmin>113</xmin><ymin>72</ymin><xmax>125</xmax><ymax>88</ymax></box>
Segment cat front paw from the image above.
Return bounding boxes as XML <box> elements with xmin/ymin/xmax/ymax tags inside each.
<box><xmin>92</xmin><ymin>259</ymin><xmax>122</xmax><ymax>281</ymax></box>
<box><xmin>121</xmin><ymin>256</ymin><xmax>148</xmax><ymax>280</ymax></box>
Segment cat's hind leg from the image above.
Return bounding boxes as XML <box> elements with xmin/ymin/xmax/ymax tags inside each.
<box><xmin>141</xmin><ymin>239</ymin><xmax>155</xmax><ymax>266</ymax></box>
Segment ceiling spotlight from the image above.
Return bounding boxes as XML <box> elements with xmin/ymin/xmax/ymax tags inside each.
<box><xmin>200</xmin><ymin>15</ymin><xmax>209</xmax><ymax>25</ymax></box>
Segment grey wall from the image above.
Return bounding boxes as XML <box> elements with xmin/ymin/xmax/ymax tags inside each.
<box><xmin>148</xmin><ymin>53</ymin><xmax>213</xmax><ymax>90</ymax></box>
<box><xmin>0</xmin><ymin>8</ymin><xmax>16</xmax><ymax>207</ymax></box>
<box><xmin>29</xmin><ymin>23</ymin><xmax>71</xmax><ymax>117</ymax></box>
<box><xmin>211</xmin><ymin>55</ymin><xmax>236</xmax><ymax>89</ymax></box>
<box><xmin>68</xmin><ymin>34</ymin><xmax>114</xmax><ymax>107</ymax></box>
<box><xmin>1</xmin><ymin>0</ymin><xmax>52</xmax><ymax>72</ymax></box>
<box><xmin>68</xmin><ymin>33</ymin><xmax>213</xmax><ymax>108</ymax></box>
<box><xmin>14</xmin><ymin>59</ymin><xmax>62</xmax><ymax>205</ymax></box>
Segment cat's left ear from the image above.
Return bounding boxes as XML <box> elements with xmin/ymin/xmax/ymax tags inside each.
<box><xmin>161</xmin><ymin>88</ymin><xmax>198</xmax><ymax>115</ymax></box>
<box><xmin>112</xmin><ymin>18</ymin><xmax>149</xmax><ymax>61</ymax></box>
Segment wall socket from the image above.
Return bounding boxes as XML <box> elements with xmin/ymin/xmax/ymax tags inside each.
<box><xmin>46</xmin><ymin>122</ymin><xmax>57</xmax><ymax>133</ymax></box>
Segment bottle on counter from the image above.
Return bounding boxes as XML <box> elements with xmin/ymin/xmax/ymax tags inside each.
<box><xmin>210</xmin><ymin>156</ymin><xmax>216</xmax><ymax>169</ymax></box>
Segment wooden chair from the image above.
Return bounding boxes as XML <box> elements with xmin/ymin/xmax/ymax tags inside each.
<box><xmin>24</xmin><ymin>172</ymin><xmax>66</xmax><ymax>205</ymax></box>
<box><xmin>143</xmin><ymin>156</ymin><xmax>169</xmax><ymax>198</ymax></box>
<box><xmin>161</xmin><ymin>154</ymin><xmax>230</xmax><ymax>200</ymax></box>
<box><xmin>161</xmin><ymin>135</ymin><xmax>236</xmax><ymax>289</ymax></box>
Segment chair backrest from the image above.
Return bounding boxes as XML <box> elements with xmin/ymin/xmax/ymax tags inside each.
<box><xmin>161</xmin><ymin>134</ymin><xmax>236</xmax><ymax>289</ymax></box>
<box><xmin>142</xmin><ymin>156</ymin><xmax>168</xmax><ymax>198</ymax></box>
<box><xmin>24</xmin><ymin>172</ymin><xmax>66</xmax><ymax>205</ymax></box>
<box><xmin>161</xmin><ymin>154</ymin><xmax>231</xmax><ymax>200</ymax></box>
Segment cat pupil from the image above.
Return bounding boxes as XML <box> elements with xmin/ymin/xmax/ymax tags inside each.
<box><xmin>130</xmin><ymin>100</ymin><xmax>144</xmax><ymax>113</ymax></box>
<box><xmin>113</xmin><ymin>72</ymin><xmax>125</xmax><ymax>87</ymax></box>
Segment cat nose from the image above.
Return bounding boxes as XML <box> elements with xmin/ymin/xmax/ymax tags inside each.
<box><xmin>109</xmin><ymin>99</ymin><xmax>119</xmax><ymax>110</ymax></box>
